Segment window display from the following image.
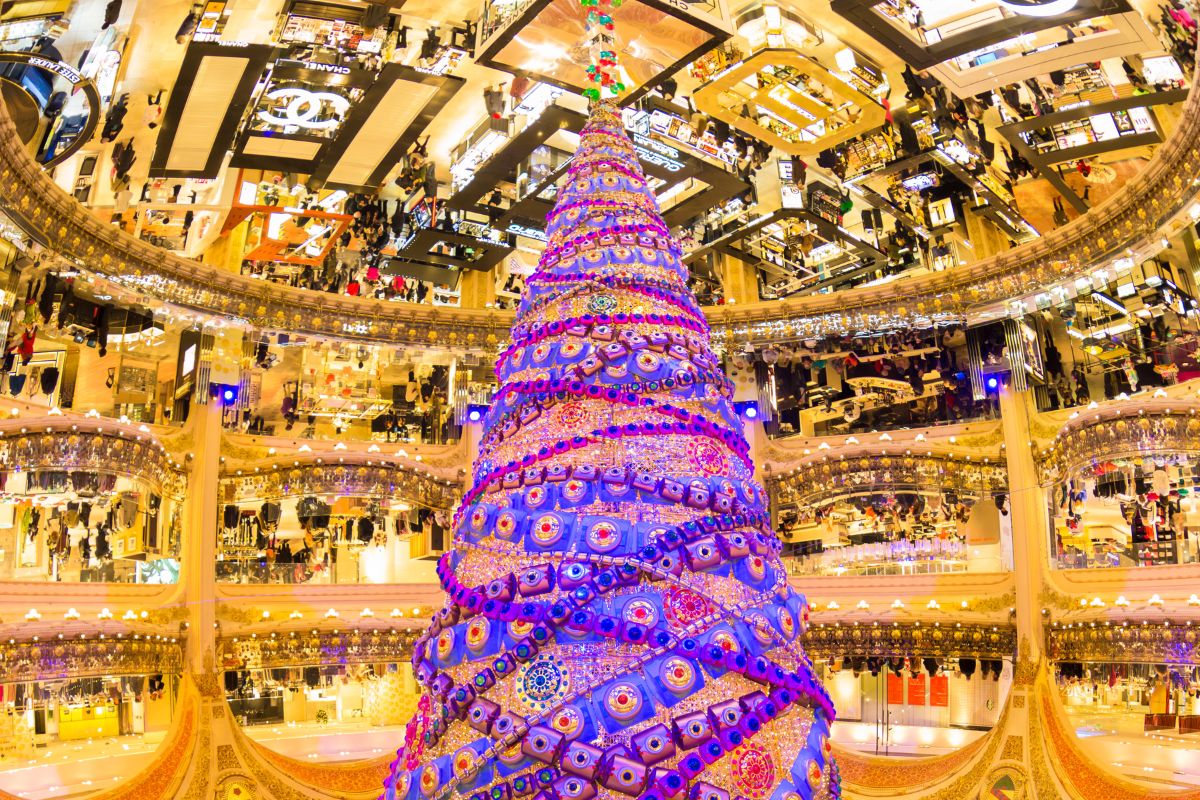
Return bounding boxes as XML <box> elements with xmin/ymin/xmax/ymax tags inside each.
<box><xmin>0</xmin><ymin>472</ymin><xmax>181</xmax><ymax>583</ymax></box>
<box><xmin>278</xmin><ymin>14</ymin><xmax>388</xmax><ymax>54</ymax></box>
<box><xmin>0</xmin><ymin>673</ymin><xmax>179</xmax><ymax>757</ymax></box>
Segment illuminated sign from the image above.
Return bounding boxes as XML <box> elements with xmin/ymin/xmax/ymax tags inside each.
<box><xmin>997</xmin><ymin>0</ymin><xmax>1078</xmax><ymax>16</ymax></box>
<box><xmin>454</xmin><ymin>220</ymin><xmax>505</xmax><ymax>243</ymax></box>
<box><xmin>28</xmin><ymin>55</ymin><xmax>82</xmax><ymax>85</ymax></box>
<box><xmin>632</xmin><ymin>133</ymin><xmax>684</xmax><ymax>172</ymax></box>
<box><xmin>256</xmin><ymin>87</ymin><xmax>349</xmax><ymax>130</ymax></box>
<box><xmin>276</xmin><ymin>58</ymin><xmax>352</xmax><ymax>75</ymax></box>
<box><xmin>193</xmin><ymin>34</ymin><xmax>250</xmax><ymax>45</ymax></box>
<box><xmin>303</xmin><ymin>61</ymin><xmax>350</xmax><ymax>74</ymax></box>
<box><xmin>506</xmin><ymin>224</ymin><xmax>548</xmax><ymax>241</ymax></box>
<box><xmin>901</xmin><ymin>172</ymin><xmax>939</xmax><ymax>192</ymax></box>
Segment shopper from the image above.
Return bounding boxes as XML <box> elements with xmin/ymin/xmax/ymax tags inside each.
<box><xmin>101</xmin><ymin>93</ymin><xmax>128</xmax><ymax>142</ymax></box>
<box><xmin>175</xmin><ymin>6</ymin><xmax>199</xmax><ymax>43</ymax></box>
<box><xmin>1052</xmin><ymin>196</ymin><xmax>1069</xmax><ymax>227</ymax></box>
<box><xmin>144</xmin><ymin>94</ymin><xmax>163</xmax><ymax>129</ymax></box>
<box><xmin>101</xmin><ymin>0</ymin><xmax>122</xmax><ymax>30</ymax></box>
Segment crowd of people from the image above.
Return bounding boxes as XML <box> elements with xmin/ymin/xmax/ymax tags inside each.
<box><xmin>240</xmin><ymin>148</ymin><xmax>462</xmax><ymax>306</ymax></box>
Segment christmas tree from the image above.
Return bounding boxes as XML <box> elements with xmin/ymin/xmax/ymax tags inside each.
<box><xmin>384</xmin><ymin>99</ymin><xmax>838</xmax><ymax>800</ymax></box>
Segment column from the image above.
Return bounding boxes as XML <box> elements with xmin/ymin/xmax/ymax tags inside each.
<box><xmin>962</xmin><ymin>207</ymin><xmax>1012</xmax><ymax>262</ymax></box>
<box><xmin>182</xmin><ymin>398</ymin><xmax>222</xmax><ymax>675</ymax></box>
<box><xmin>459</xmin><ymin>268</ymin><xmax>496</xmax><ymax>309</ymax></box>
<box><xmin>715</xmin><ymin>252</ymin><xmax>759</xmax><ymax>304</ymax></box>
<box><xmin>998</xmin><ymin>385</ymin><xmax>1046</xmax><ymax>663</ymax></box>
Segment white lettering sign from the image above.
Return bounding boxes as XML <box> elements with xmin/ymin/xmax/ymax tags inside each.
<box><xmin>634</xmin><ymin>145</ymin><xmax>684</xmax><ymax>173</ymax></box>
<box><xmin>506</xmin><ymin>224</ymin><xmax>548</xmax><ymax>241</ymax></box>
<box><xmin>304</xmin><ymin>61</ymin><xmax>351</xmax><ymax>74</ymax></box>
<box><xmin>27</xmin><ymin>56</ymin><xmax>82</xmax><ymax>85</ymax></box>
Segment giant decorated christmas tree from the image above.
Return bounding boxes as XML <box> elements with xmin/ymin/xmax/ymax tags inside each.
<box><xmin>383</xmin><ymin>70</ymin><xmax>838</xmax><ymax>800</ymax></box>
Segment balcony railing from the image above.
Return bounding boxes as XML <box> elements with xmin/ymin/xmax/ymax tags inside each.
<box><xmin>0</xmin><ymin>59</ymin><xmax>1196</xmax><ymax>345</ymax></box>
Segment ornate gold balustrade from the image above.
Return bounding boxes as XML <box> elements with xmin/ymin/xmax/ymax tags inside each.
<box><xmin>1036</xmin><ymin>399</ymin><xmax>1200</xmax><ymax>485</ymax></box>
<box><xmin>803</xmin><ymin>621</ymin><xmax>1016</xmax><ymax>660</ymax></box>
<box><xmin>0</xmin><ymin>103</ymin><xmax>512</xmax><ymax>349</ymax></box>
<box><xmin>215</xmin><ymin>622</ymin><xmax>1016</xmax><ymax>671</ymax></box>
<box><xmin>0</xmin><ymin>419</ymin><xmax>186</xmax><ymax>498</ymax></box>
<box><xmin>218</xmin><ymin>628</ymin><xmax>420</xmax><ymax>670</ymax></box>
<box><xmin>1047</xmin><ymin>620</ymin><xmax>1200</xmax><ymax>664</ymax></box>
<box><xmin>769</xmin><ymin>451</ymin><xmax>1007</xmax><ymax>508</ymax></box>
<box><xmin>219</xmin><ymin>452</ymin><xmax>460</xmax><ymax>509</ymax></box>
<box><xmin>0</xmin><ymin>69</ymin><xmax>1198</xmax><ymax>345</ymax></box>
<box><xmin>0</xmin><ymin>633</ymin><xmax>183</xmax><ymax>683</ymax></box>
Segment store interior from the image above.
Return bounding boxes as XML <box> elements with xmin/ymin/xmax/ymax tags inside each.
<box><xmin>1</xmin><ymin>0</ymin><xmax>1200</xmax><ymax>797</ymax></box>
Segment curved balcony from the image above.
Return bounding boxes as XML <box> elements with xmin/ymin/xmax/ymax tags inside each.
<box><xmin>1047</xmin><ymin>619</ymin><xmax>1200</xmax><ymax>665</ymax></box>
<box><xmin>1038</xmin><ymin>396</ymin><xmax>1200</xmax><ymax>485</ymax></box>
<box><xmin>1036</xmin><ymin>393</ymin><xmax>1200</xmax><ymax>587</ymax></box>
<box><xmin>769</xmin><ymin>450</ymin><xmax>1007</xmax><ymax>509</ymax></box>
<box><xmin>768</xmin><ymin>424</ymin><xmax>1010</xmax><ymax>579</ymax></box>
<box><xmin>218</xmin><ymin>628</ymin><xmax>421</xmax><ymax>671</ymax></box>
<box><xmin>0</xmin><ymin>420</ymin><xmax>186</xmax><ymax>498</ymax></box>
<box><xmin>804</xmin><ymin>621</ymin><xmax>1015</xmax><ymax>661</ymax></box>
<box><xmin>0</xmin><ymin>413</ymin><xmax>190</xmax><ymax>607</ymax></box>
<box><xmin>215</xmin><ymin>438</ymin><xmax>462</xmax><ymax>597</ymax></box>
<box><xmin>219</xmin><ymin>451</ymin><xmax>460</xmax><ymax>509</ymax></box>
<box><xmin>0</xmin><ymin>65</ymin><xmax>1195</xmax><ymax>345</ymax></box>
<box><xmin>0</xmin><ymin>103</ymin><xmax>513</xmax><ymax>350</ymax></box>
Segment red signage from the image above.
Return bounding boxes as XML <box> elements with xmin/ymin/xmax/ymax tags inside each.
<box><xmin>930</xmin><ymin>674</ymin><xmax>949</xmax><ymax>707</ymax></box>
<box><xmin>887</xmin><ymin>673</ymin><xmax>905</xmax><ymax>704</ymax></box>
<box><xmin>908</xmin><ymin>673</ymin><xmax>926</xmax><ymax>705</ymax></box>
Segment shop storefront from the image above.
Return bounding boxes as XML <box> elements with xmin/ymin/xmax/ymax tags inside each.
<box><xmin>0</xmin><ymin>467</ymin><xmax>182</xmax><ymax>583</ymax></box>
<box><xmin>239</xmin><ymin>60</ymin><xmax>373</xmax><ymax>156</ymax></box>
<box><xmin>1049</xmin><ymin>454</ymin><xmax>1200</xmax><ymax>569</ymax></box>
<box><xmin>221</xmin><ymin>662</ymin><xmax>416</xmax><ymax>731</ymax></box>
<box><xmin>0</xmin><ymin>2</ymin><xmax>69</xmax><ymax>52</ymax></box>
<box><xmin>215</xmin><ymin>448</ymin><xmax>457</xmax><ymax>585</ymax></box>
<box><xmin>216</xmin><ymin>493</ymin><xmax>443</xmax><ymax>585</ymax></box>
<box><xmin>822</xmin><ymin>656</ymin><xmax>1010</xmax><ymax>755</ymax></box>
<box><xmin>1</xmin><ymin>673</ymin><xmax>179</xmax><ymax>757</ymax></box>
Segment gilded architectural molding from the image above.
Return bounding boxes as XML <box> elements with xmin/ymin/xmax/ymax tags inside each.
<box><xmin>1047</xmin><ymin>620</ymin><xmax>1200</xmax><ymax>665</ymax></box>
<box><xmin>0</xmin><ymin>633</ymin><xmax>183</xmax><ymax>683</ymax></box>
<box><xmin>1034</xmin><ymin>673</ymin><xmax>1200</xmax><ymax>799</ymax></box>
<box><xmin>1037</xmin><ymin>403</ymin><xmax>1200</xmax><ymax>484</ymax></box>
<box><xmin>219</xmin><ymin>457</ymin><xmax>460</xmax><ymax>508</ymax></box>
<box><xmin>803</xmin><ymin>622</ymin><xmax>1016</xmax><ymax>659</ymax></box>
<box><xmin>0</xmin><ymin>70</ymin><xmax>1198</xmax><ymax>343</ymax></box>
<box><xmin>217</xmin><ymin>628</ymin><xmax>421</xmax><ymax>670</ymax></box>
<box><xmin>0</xmin><ymin>678</ymin><xmax>203</xmax><ymax>800</ymax></box>
<box><xmin>0</xmin><ymin>423</ymin><xmax>187</xmax><ymax>498</ymax></box>
<box><xmin>832</xmin><ymin>702</ymin><xmax>1007</xmax><ymax>795</ymax></box>
<box><xmin>769</xmin><ymin>452</ymin><xmax>1007</xmax><ymax>508</ymax></box>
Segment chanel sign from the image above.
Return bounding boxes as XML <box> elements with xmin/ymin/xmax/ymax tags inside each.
<box><xmin>997</xmin><ymin>0</ymin><xmax>1078</xmax><ymax>16</ymax></box>
<box><xmin>256</xmin><ymin>87</ymin><xmax>350</xmax><ymax>131</ymax></box>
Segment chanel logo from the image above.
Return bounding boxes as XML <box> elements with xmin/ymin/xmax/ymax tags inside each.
<box><xmin>256</xmin><ymin>87</ymin><xmax>350</xmax><ymax>130</ymax></box>
<box><xmin>997</xmin><ymin>0</ymin><xmax>1078</xmax><ymax>16</ymax></box>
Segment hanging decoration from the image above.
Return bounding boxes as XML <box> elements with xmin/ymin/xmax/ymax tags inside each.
<box><xmin>581</xmin><ymin>0</ymin><xmax>625</xmax><ymax>99</ymax></box>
